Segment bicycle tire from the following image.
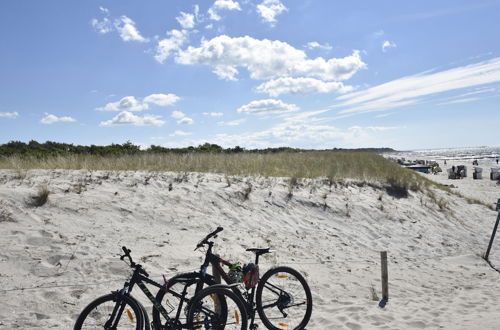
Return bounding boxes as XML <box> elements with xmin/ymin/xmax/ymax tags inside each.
<box><xmin>74</xmin><ymin>292</ymin><xmax>144</xmax><ymax>330</ymax></box>
<box><xmin>256</xmin><ymin>266</ymin><xmax>312</xmax><ymax>330</ymax></box>
<box><xmin>187</xmin><ymin>286</ymin><xmax>248</xmax><ymax>330</ymax></box>
<box><xmin>152</xmin><ymin>273</ymin><xmax>219</xmax><ymax>329</ymax></box>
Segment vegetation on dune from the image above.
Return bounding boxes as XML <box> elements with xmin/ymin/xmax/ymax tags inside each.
<box><xmin>0</xmin><ymin>141</ymin><xmax>420</xmax><ymax>194</ymax></box>
<box><xmin>1</xmin><ymin>140</ymin><xmax>492</xmax><ymax>210</ymax></box>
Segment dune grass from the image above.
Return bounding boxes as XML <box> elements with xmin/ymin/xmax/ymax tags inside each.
<box><xmin>2</xmin><ymin>151</ymin><xmax>492</xmax><ymax>209</ymax></box>
<box><xmin>0</xmin><ymin>151</ymin><xmax>425</xmax><ymax>186</ymax></box>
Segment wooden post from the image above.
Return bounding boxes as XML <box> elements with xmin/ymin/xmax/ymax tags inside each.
<box><xmin>380</xmin><ymin>251</ymin><xmax>389</xmax><ymax>302</ymax></box>
<box><xmin>485</xmin><ymin>211</ymin><xmax>500</xmax><ymax>261</ymax></box>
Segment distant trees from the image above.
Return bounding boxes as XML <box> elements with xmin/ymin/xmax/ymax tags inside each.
<box><xmin>0</xmin><ymin>140</ymin><xmax>395</xmax><ymax>158</ymax></box>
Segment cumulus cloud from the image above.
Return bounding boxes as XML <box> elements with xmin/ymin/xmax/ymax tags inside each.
<box><xmin>171</xmin><ymin>110</ymin><xmax>186</xmax><ymax>119</ymax></box>
<box><xmin>176</xmin><ymin>12</ymin><xmax>196</xmax><ymax>29</ymax></box>
<box><xmin>333</xmin><ymin>56</ymin><xmax>500</xmax><ymax>116</ymax></box>
<box><xmin>208</xmin><ymin>0</ymin><xmax>242</xmax><ymax>21</ymax></box>
<box><xmin>99</xmin><ymin>111</ymin><xmax>165</xmax><ymax>126</ymax></box>
<box><xmin>0</xmin><ymin>111</ymin><xmax>19</xmax><ymax>119</ymax></box>
<box><xmin>257</xmin><ymin>0</ymin><xmax>287</xmax><ymax>24</ymax></box>
<box><xmin>155</xmin><ymin>29</ymin><xmax>188</xmax><ymax>63</ymax></box>
<box><xmin>40</xmin><ymin>113</ymin><xmax>76</xmax><ymax>124</ymax></box>
<box><xmin>97</xmin><ymin>96</ymin><xmax>149</xmax><ymax>112</ymax></box>
<box><xmin>256</xmin><ymin>77</ymin><xmax>353</xmax><ymax>97</ymax></box>
<box><xmin>305</xmin><ymin>41</ymin><xmax>332</xmax><ymax>51</ymax></box>
<box><xmin>97</xmin><ymin>94</ymin><xmax>179</xmax><ymax>112</ymax></box>
<box><xmin>143</xmin><ymin>93</ymin><xmax>180</xmax><ymax>106</ymax></box>
<box><xmin>91</xmin><ymin>17</ymin><xmax>113</xmax><ymax>34</ymax></box>
<box><xmin>114</xmin><ymin>16</ymin><xmax>149</xmax><ymax>42</ymax></box>
<box><xmin>382</xmin><ymin>40</ymin><xmax>397</xmax><ymax>52</ymax></box>
<box><xmin>171</xmin><ymin>110</ymin><xmax>194</xmax><ymax>124</ymax></box>
<box><xmin>176</xmin><ymin>35</ymin><xmax>366</xmax><ymax>81</ymax></box>
<box><xmin>91</xmin><ymin>9</ymin><xmax>148</xmax><ymax>42</ymax></box>
<box><xmin>177</xmin><ymin>117</ymin><xmax>194</xmax><ymax>125</ymax></box>
<box><xmin>207</xmin><ymin>122</ymin><xmax>400</xmax><ymax>149</ymax></box>
<box><xmin>237</xmin><ymin>99</ymin><xmax>299</xmax><ymax>115</ymax></box>
<box><xmin>203</xmin><ymin>112</ymin><xmax>224</xmax><ymax>116</ymax></box>
<box><xmin>170</xmin><ymin>130</ymin><xmax>192</xmax><ymax>136</ymax></box>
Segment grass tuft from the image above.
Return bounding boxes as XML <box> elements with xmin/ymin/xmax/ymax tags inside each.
<box><xmin>28</xmin><ymin>185</ymin><xmax>50</xmax><ymax>207</ymax></box>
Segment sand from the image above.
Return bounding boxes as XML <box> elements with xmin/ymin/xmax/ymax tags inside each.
<box><xmin>1</xmin><ymin>166</ymin><xmax>500</xmax><ymax>329</ymax></box>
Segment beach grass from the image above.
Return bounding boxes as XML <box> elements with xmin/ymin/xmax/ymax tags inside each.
<box><xmin>0</xmin><ymin>151</ymin><xmax>425</xmax><ymax>186</ymax></box>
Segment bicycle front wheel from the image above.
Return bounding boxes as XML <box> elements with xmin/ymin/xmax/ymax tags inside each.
<box><xmin>74</xmin><ymin>293</ymin><xmax>144</xmax><ymax>330</ymax></box>
<box><xmin>187</xmin><ymin>286</ymin><xmax>248</xmax><ymax>330</ymax></box>
<box><xmin>256</xmin><ymin>266</ymin><xmax>312</xmax><ymax>330</ymax></box>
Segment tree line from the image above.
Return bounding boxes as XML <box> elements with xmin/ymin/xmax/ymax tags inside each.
<box><xmin>0</xmin><ymin>140</ymin><xmax>394</xmax><ymax>157</ymax></box>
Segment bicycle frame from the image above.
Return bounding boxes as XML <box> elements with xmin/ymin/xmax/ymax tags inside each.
<box><xmin>196</xmin><ymin>242</ymin><xmax>261</xmax><ymax>327</ymax></box>
<box><xmin>116</xmin><ymin>263</ymin><xmax>203</xmax><ymax>329</ymax></box>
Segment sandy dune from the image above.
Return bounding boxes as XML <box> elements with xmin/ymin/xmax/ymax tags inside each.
<box><xmin>1</xmin><ymin>168</ymin><xmax>499</xmax><ymax>329</ymax></box>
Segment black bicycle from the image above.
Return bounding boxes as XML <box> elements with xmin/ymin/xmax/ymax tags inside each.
<box><xmin>74</xmin><ymin>246</ymin><xmax>248</xmax><ymax>330</ymax></box>
<box><xmin>152</xmin><ymin>228</ymin><xmax>313</xmax><ymax>330</ymax></box>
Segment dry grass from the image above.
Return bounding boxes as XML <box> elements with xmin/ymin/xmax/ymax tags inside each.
<box><xmin>28</xmin><ymin>185</ymin><xmax>50</xmax><ymax>207</ymax></box>
<box><xmin>0</xmin><ymin>151</ymin><xmax>427</xmax><ymax>189</ymax></box>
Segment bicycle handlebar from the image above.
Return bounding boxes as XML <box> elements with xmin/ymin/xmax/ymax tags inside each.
<box><xmin>120</xmin><ymin>246</ymin><xmax>149</xmax><ymax>277</ymax></box>
<box><xmin>195</xmin><ymin>227</ymin><xmax>224</xmax><ymax>250</ymax></box>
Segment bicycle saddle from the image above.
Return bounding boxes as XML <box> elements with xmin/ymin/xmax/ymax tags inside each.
<box><xmin>246</xmin><ymin>248</ymin><xmax>271</xmax><ymax>255</ymax></box>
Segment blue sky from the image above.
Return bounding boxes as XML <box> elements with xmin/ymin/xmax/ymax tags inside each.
<box><xmin>1</xmin><ymin>0</ymin><xmax>499</xmax><ymax>150</ymax></box>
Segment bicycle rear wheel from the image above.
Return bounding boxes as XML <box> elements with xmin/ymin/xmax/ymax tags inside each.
<box><xmin>74</xmin><ymin>293</ymin><xmax>144</xmax><ymax>330</ymax></box>
<box><xmin>256</xmin><ymin>266</ymin><xmax>312</xmax><ymax>330</ymax></box>
<box><xmin>187</xmin><ymin>286</ymin><xmax>248</xmax><ymax>330</ymax></box>
<box><xmin>152</xmin><ymin>273</ymin><xmax>220</xmax><ymax>329</ymax></box>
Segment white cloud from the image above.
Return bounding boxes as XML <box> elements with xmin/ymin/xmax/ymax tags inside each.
<box><xmin>40</xmin><ymin>113</ymin><xmax>76</xmax><ymax>124</ymax></box>
<box><xmin>177</xmin><ymin>117</ymin><xmax>194</xmax><ymax>125</ymax></box>
<box><xmin>91</xmin><ymin>9</ymin><xmax>147</xmax><ymax>43</ymax></box>
<box><xmin>237</xmin><ymin>99</ymin><xmax>299</xmax><ymax>115</ymax></box>
<box><xmin>333</xmin><ymin>57</ymin><xmax>500</xmax><ymax>116</ymax></box>
<box><xmin>97</xmin><ymin>94</ymin><xmax>179</xmax><ymax>112</ymax></box>
<box><xmin>99</xmin><ymin>111</ymin><xmax>165</xmax><ymax>127</ymax></box>
<box><xmin>208</xmin><ymin>0</ymin><xmax>242</xmax><ymax>21</ymax></box>
<box><xmin>203</xmin><ymin>112</ymin><xmax>224</xmax><ymax>117</ymax></box>
<box><xmin>382</xmin><ymin>40</ymin><xmax>397</xmax><ymax>52</ymax></box>
<box><xmin>176</xmin><ymin>12</ymin><xmax>195</xmax><ymax>29</ymax></box>
<box><xmin>257</xmin><ymin>0</ymin><xmax>287</xmax><ymax>24</ymax></box>
<box><xmin>91</xmin><ymin>17</ymin><xmax>113</xmax><ymax>34</ymax></box>
<box><xmin>97</xmin><ymin>96</ymin><xmax>149</xmax><ymax>112</ymax></box>
<box><xmin>143</xmin><ymin>93</ymin><xmax>180</xmax><ymax>106</ymax></box>
<box><xmin>114</xmin><ymin>16</ymin><xmax>148</xmax><ymax>42</ymax></box>
<box><xmin>217</xmin><ymin>118</ymin><xmax>246</xmax><ymax>126</ymax></box>
<box><xmin>171</xmin><ymin>110</ymin><xmax>186</xmax><ymax>119</ymax></box>
<box><xmin>170</xmin><ymin>130</ymin><xmax>192</xmax><ymax>136</ymax></box>
<box><xmin>0</xmin><ymin>111</ymin><xmax>19</xmax><ymax>119</ymax></box>
<box><xmin>205</xmin><ymin>122</ymin><xmax>400</xmax><ymax>149</ymax></box>
<box><xmin>176</xmin><ymin>35</ymin><xmax>366</xmax><ymax>81</ymax></box>
<box><xmin>305</xmin><ymin>41</ymin><xmax>332</xmax><ymax>51</ymax></box>
<box><xmin>438</xmin><ymin>97</ymin><xmax>478</xmax><ymax>105</ymax></box>
<box><xmin>171</xmin><ymin>110</ymin><xmax>194</xmax><ymax>124</ymax></box>
<box><xmin>155</xmin><ymin>29</ymin><xmax>188</xmax><ymax>63</ymax></box>
<box><xmin>256</xmin><ymin>77</ymin><xmax>353</xmax><ymax>97</ymax></box>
